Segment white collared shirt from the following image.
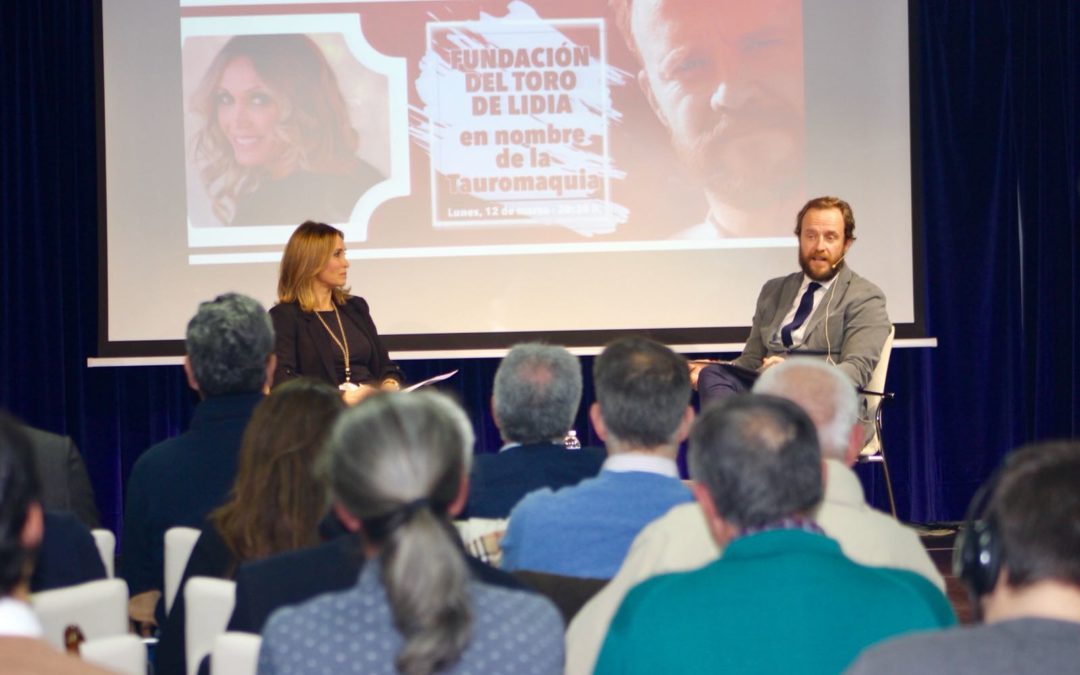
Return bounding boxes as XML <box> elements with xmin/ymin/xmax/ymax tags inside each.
<box><xmin>774</xmin><ymin>274</ymin><xmax>837</xmax><ymax>348</ymax></box>
<box><xmin>602</xmin><ymin>453</ymin><xmax>680</xmax><ymax>478</ymax></box>
<box><xmin>0</xmin><ymin>597</ymin><xmax>43</xmax><ymax>638</ymax></box>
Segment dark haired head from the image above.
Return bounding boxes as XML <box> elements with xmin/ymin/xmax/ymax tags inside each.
<box><xmin>593</xmin><ymin>337</ymin><xmax>691</xmax><ymax>449</ymax></box>
<box><xmin>689</xmin><ymin>394</ymin><xmax>822</xmax><ymax>529</ymax></box>
<box><xmin>985</xmin><ymin>441</ymin><xmax>1080</xmax><ymax>589</ymax></box>
<box><xmin>0</xmin><ymin>411</ymin><xmax>42</xmax><ymax>595</ymax></box>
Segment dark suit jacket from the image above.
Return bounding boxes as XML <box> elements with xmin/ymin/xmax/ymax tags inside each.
<box><xmin>464</xmin><ymin>443</ymin><xmax>607</xmax><ymax>519</ymax></box>
<box><xmin>23</xmin><ymin>426</ymin><xmax>100</xmax><ymax>528</ymax></box>
<box><xmin>732</xmin><ymin>265</ymin><xmax>891</xmax><ymax>389</ymax></box>
<box><xmin>30</xmin><ymin>511</ymin><xmax>107</xmax><ymax>593</ymax></box>
<box><xmin>226</xmin><ymin>534</ymin><xmax>528</xmax><ymax>635</ymax></box>
<box><xmin>269</xmin><ymin>296</ymin><xmax>403</xmax><ymax>389</ymax></box>
<box><xmin>119</xmin><ymin>393</ymin><xmax>261</xmax><ymax>596</ymax></box>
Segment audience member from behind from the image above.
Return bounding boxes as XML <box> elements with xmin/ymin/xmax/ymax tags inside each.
<box><xmin>566</xmin><ymin>358</ymin><xmax>943</xmax><ymax>673</ymax></box>
<box><xmin>121</xmin><ymin>293</ymin><xmax>274</xmax><ymax>630</ymax></box>
<box><xmin>18</xmin><ymin>424</ymin><xmax>99</xmax><ymax>529</ymax></box>
<box><xmin>259</xmin><ymin>392</ymin><xmax>564</xmax><ymax>675</ymax></box>
<box><xmin>499</xmin><ymin>337</ymin><xmax>695</xmax><ymax>579</ymax></box>
<box><xmin>225</xmin><ymin>442</ymin><xmax>530</xmax><ymax>642</ymax></box>
<box><xmin>848</xmin><ymin>441</ymin><xmax>1080</xmax><ymax>674</ymax></box>
<box><xmin>154</xmin><ymin>377</ymin><xmax>344</xmax><ymax>675</ymax></box>
<box><xmin>594</xmin><ymin>395</ymin><xmax>954</xmax><ymax>675</ymax></box>
<box><xmin>0</xmin><ymin>412</ymin><xmax>111</xmax><ymax>675</ymax></box>
<box><xmin>464</xmin><ymin>343</ymin><xmax>604</xmax><ymax>519</ymax></box>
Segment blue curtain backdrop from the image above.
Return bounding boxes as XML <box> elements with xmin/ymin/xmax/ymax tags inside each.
<box><xmin>1</xmin><ymin>1</ymin><xmax>1076</xmax><ymax>534</ymax></box>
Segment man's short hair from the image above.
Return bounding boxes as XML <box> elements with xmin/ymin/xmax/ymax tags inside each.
<box><xmin>753</xmin><ymin>358</ymin><xmax>858</xmax><ymax>461</ymax></box>
<box><xmin>987</xmin><ymin>441</ymin><xmax>1080</xmax><ymax>588</ymax></box>
<box><xmin>794</xmin><ymin>196</ymin><xmax>856</xmax><ymax>242</ymax></box>
<box><xmin>493</xmin><ymin>343</ymin><xmax>583</xmax><ymax>444</ymax></box>
<box><xmin>186</xmin><ymin>293</ymin><xmax>274</xmax><ymax>397</ymax></box>
<box><xmin>0</xmin><ymin>411</ymin><xmax>42</xmax><ymax>596</ymax></box>
<box><xmin>689</xmin><ymin>394</ymin><xmax>822</xmax><ymax>528</ymax></box>
<box><xmin>593</xmin><ymin>337</ymin><xmax>690</xmax><ymax>448</ymax></box>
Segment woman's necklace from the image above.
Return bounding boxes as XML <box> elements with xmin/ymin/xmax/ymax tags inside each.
<box><xmin>313</xmin><ymin>304</ymin><xmax>357</xmax><ymax>391</ymax></box>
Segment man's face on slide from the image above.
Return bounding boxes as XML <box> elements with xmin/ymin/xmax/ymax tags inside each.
<box><xmin>632</xmin><ymin>0</ymin><xmax>804</xmax><ymax>209</ymax></box>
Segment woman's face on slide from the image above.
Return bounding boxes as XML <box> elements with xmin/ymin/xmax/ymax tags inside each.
<box><xmin>214</xmin><ymin>56</ymin><xmax>285</xmax><ymax>168</ymax></box>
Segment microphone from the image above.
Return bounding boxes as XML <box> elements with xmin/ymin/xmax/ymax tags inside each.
<box><xmin>831</xmin><ymin>254</ymin><xmax>846</xmax><ymax>270</ymax></box>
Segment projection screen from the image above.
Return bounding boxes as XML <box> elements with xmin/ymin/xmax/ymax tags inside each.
<box><xmin>96</xmin><ymin>0</ymin><xmax>924</xmax><ymax>358</ymax></box>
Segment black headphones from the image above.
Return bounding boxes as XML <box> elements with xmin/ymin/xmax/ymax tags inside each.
<box><xmin>952</xmin><ymin>471</ymin><xmax>1005</xmax><ymax>605</ymax></box>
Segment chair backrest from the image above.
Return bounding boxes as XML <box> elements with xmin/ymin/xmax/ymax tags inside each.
<box><xmin>210</xmin><ymin>632</ymin><xmax>262</xmax><ymax>675</ymax></box>
<box><xmin>510</xmin><ymin>570</ymin><xmax>608</xmax><ymax>625</ymax></box>
<box><xmin>185</xmin><ymin>576</ymin><xmax>237</xmax><ymax>675</ymax></box>
<box><xmin>859</xmin><ymin>325</ymin><xmax>896</xmax><ymax>457</ymax></box>
<box><xmin>31</xmin><ymin>578</ymin><xmax>129</xmax><ymax>650</ymax></box>
<box><xmin>90</xmin><ymin>529</ymin><xmax>116</xmax><ymax>578</ymax></box>
<box><xmin>165</xmin><ymin>526</ymin><xmax>202</xmax><ymax>615</ymax></box>
<box><xmin>80</xmin><ymin>634</ymin><xmax>147</xmax><ymax>675</ymax></box>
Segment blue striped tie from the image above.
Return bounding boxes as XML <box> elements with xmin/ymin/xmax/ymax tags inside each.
<box><xmin>781</xmin><ymin>282</ymin><xmax>821</xmax><ymax>348</ymax></box>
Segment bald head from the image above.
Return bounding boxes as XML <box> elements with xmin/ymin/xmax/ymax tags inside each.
<box><xmin>752</xmin><ymin>358</ymin><xmax>859</xmax><ymax>462</ymax></box>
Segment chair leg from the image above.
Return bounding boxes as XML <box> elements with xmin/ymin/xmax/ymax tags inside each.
<box><xmin>878</xmin><ymin>449</ymin><xmax>898</xmax><ymax>519</ymax></box>
<box><xmin>874</xmin><ymin>401</ymin><xmax>898</xmax><ymax>519</ymax></box>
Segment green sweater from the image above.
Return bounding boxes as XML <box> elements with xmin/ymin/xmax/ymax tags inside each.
<box><xmin>595</xmin><ymin>529</ymin><xmax>955</xmax><ymax>675</ymax></box>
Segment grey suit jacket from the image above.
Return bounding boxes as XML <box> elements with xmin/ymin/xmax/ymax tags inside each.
<box><xmin>22</xmin><ymin>425</ymin><xmax>100</xmax><ymax>528</ymax></box>
<box><xmin>731</xmin><ymin>265</ymin><xmax>890</xmax><ymax>389</ymax></box>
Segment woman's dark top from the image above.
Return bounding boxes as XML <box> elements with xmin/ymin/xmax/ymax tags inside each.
<box><xmin>232</xmin><ymin>160</ymin><xmax>383</xmax><ymax>227</ymax></box>
<box><xmin>269</xmin><ymin>296</ymin><xmax>403</xmax><ymax>389</ymax></box>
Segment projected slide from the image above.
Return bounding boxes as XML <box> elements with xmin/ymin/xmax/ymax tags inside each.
<box><xmin>175</xmin><ymin>0</ymin><xmax>807</xmax><ymax>258</ymax></box>
<box><xmin>101</xmin><ymin>0</ymin><xmax>915</xmax><ymax>351</ymax></box>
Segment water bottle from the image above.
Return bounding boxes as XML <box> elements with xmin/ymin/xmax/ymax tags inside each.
<box><xmin>563</xmin><ymin>429</ymin><xmax>581</xmax><ymax>450</ymax></box>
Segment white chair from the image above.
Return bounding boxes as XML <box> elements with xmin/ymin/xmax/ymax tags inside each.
<box><xmin>210</xmin><ymin>632</ymin><xmax>262</xmax><ymax>675</ymax></box>
<box><xmin>80</xmin><ymin>635</ymin><xmax>147</xmax><ymax>675</ymax></box>
<box><xmin>31</xmin><ymin>578</ymin><xmax>129</xmax><ymax>651</ymax></box>
<box><xmin>165</xmin><ymin>526</ymin><xmax>201</xmax><ymax>615</ymax></box>
<box><xmin>185</xmin><ymin>577</ymin><xmax>236</xmax><ymax>675</ymax></box>
<box><xmin>857</xmin><ymin>325</ymin><xmax>897</xmax><ymax>517</ymax></box>
<box><xmin>90</xmin><ymin>529</ymin><xmax>116</xmax><ymax>578</ymax></box>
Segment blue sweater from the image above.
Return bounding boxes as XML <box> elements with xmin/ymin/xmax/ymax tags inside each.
<box><xmin>500</xmin><ymin>470</ymin><xmax>693</xmax><ymax>579</ymax></box>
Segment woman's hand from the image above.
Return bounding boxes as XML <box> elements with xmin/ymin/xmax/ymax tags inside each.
<box><xmin>380</xmin><ymin>378</ymin><xmax>402</xmax><ymax>392</ymax></box>
<box><xmin>342</xmin><ymin>384</ymin><xmax>378</xmax><ymax>406</ymax></box>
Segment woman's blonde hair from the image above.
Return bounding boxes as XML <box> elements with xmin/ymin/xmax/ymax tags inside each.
<box><xmin>320</xmin><ymin>392</ymin><xmax>475</xmax><ymax>675</ymax></box>
<box><xmin>192</xmin><ymin>34</ymin><xmax>360</xmax><ymax>225</ymax></box>
<box><xmin>277</xmin><ymin>220</ymin><xmax>350</xmax><ymax>311</ymax></box>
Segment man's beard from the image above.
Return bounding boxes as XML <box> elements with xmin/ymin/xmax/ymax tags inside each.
<box><xmin>674</xmin><ymin>102</ymin><xmax>804</xmax><ymax>210</ymax></box>
<box><xmin>800</xmin><ymin>250</ymin><xmax>843</xmax><ymax>282</ymax></box>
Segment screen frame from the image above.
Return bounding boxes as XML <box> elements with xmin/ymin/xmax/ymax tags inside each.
<box><xmin>93</xmin><ymin>0</ymin><xmax>928</xmax><ymax>360</ymax></box>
